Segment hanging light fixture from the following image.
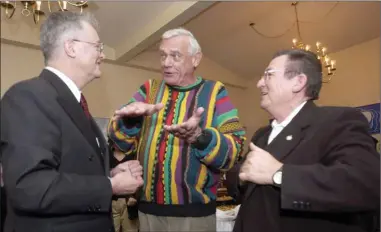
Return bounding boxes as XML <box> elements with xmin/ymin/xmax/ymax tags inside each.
<box><xmin>249</xmin><ymin>2</ymin><xmax>338</xmax><ymax>83</ymax></box>
<box><xmin>291</xmin><ymin>2</ymin><xmax>337</xmax><ymax>83</ymax></box>
<box><xmin>1</xmin><ymin>1</ymin><xmax>89</xmax><ymax>24</ymax></box>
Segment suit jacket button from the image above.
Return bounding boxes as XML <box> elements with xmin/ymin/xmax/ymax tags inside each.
<box><xmin>88</xmin><ymin>155</ymin><xmax>94</xmax><ymax>161</ymax></box>
<box><xmin>292</xmin><ymin>201</ymin><xmax>299</xmax><ymax>209</ymax></box>
<box><xmin>299</xmin><ymin>201</ymin><xmax>305</xmax><ymax>209</ymax></box>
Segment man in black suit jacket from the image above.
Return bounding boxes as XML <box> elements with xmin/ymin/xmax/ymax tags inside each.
<box><xmin>1</xmin><ymin>12</ymin><xmax>143</xmax><ymax>232</ymax></box>
<box><xmin>227</xmin><ymin>49</ymin><xmax>380</xmax><ymax>232</ymax></box>
<box><xmin>1</xmin><ymin>163</ymin><xmax>5</xmax><ymax>232</ymax></box>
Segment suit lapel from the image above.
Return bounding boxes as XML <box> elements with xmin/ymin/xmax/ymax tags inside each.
<box><xmin>243</xmin><ymin>101</ymin><xmax>317</xmax><ymax>201</ymax></box>
<box><xmin>89</xmin><ymin>118</ymin><xmax>110</xmax><ymax>174</ymax></box>
<box><xmin>265</xmin><ymin>101</ymin><xmax>316</xmax><ymax>161</ymax></box>
<box><xmin>40</xmin><ymin>69</ymin><xmax>100</xmax><ymax>158</ymax></box>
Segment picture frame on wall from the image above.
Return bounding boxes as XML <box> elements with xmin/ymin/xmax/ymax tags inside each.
<box><xmin>356</xmin><ymin>103</ymin><xmax>380</xmax><ymax>152</ymax></box>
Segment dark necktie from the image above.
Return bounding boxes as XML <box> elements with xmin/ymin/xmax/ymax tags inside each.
<box><xmin>80</xmin><ymin>93</ymin><xmax>91</xmax><ymax>119</ymax></box>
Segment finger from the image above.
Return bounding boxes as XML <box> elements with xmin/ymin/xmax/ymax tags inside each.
<box><xmin>130</xmin><ymin>165</ymin><xmax>143</xmax><ymax>175</ymax></box>
<box><xmin>250</xmin><ymin>142</ymin><xmax>261</xmax><ymax>151</ymax></box>
<box><xmin>127</xmin><ymin>160</ymin><xmax>140</xmax><ymax>168</ymax></box>
<box><xmin>238</xmin><ymin>172</ymin><xmax>248</xmax><ymax>181</ymax></box>
<box><xmin>129</xmin><ymin>164</ymin><xmax>142</xmax><ymax>172</ymax></box>
<box><xmin>147</xmin><ymin>103</ymin><xmax>164</xmax><ymax>115</ymax></box>
<box><xmin>186</xmin><ymin>107</ymin><xmax>204</xmax><ymax>125</ymax></box>
<box><xmin>116</xmin><ymin>161</ymin><xmax>130</xmax><ymax>169</ymax></box>
<box><xmin>154</xmin><ymin>103</ymin><xmax>164</xmax><ymax>111</ymax></box>
<box><xmin>114</xmin><ymin>109</ymin><xmax>126</xmax><ymax>116</ymax></box>
<box><xmin>240</xmin><ymin>162</ymin><xmax>249</xmax><ymax>173</ymax></box>
<box><xmin>176</xmin><ymin>127</ymin><xmax>188</xmax><ymax>135</ymax></box>
<box><xmin>165</xmin><ymin>125</ymin><xmax>182</xmax><ymax>133</ymax></box>
<box><xmin>179</xmin><ymin>122</ymin><xmax>194</xmax><ymax>131</ymax></box>
<box><xmin>115</xmin><ymin>164</ymin><xmax>128</xmax><ymax>173</ymax></box>
<box><xmin>163</xmin><ymin>126</ymin><xmax>173</xmax><ymax>133</ymax></box>
<box><xmin>135</xmin><ymin>176</ymin><xmax>144</xmax><ymax>186</ymax></box>
<box><xmin>132</xmin><ymin>171</ymin><xmax>143</xmax><ymax>178</ymax></box>
<box><xmin>115</xmin><ymin>106</ymin><xmax>138</xmax><ymax>117</ymax></box>
<box><xmin>194</xmin><ymin>107</ymin><xmax>204</xmax><ymax>118</ymax></box>
<box><xmin>173</xmin><ymin>132</ymin><xmax>184</xmax><ymax>138</ymax></box>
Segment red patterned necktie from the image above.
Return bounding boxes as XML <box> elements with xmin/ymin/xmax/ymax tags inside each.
<box><xmin>80</xmin><ymin>93</ymin><xmax>91</xmax><ymax>119</ymax></box>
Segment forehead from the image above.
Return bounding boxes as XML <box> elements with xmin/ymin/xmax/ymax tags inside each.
<box><xmin>159</xmin><ymin>35</ymin><xmax>189</xmax><ymax>53</ymax></box>
<box><xmin>80</xmin><ymin>21</ymin><xmax>100</xmax><ymax>41</ymax></box>
<box><xmin>267</xmin><ymin>55</ymin><xmax>288</xmax><ymax>70</ymax></box>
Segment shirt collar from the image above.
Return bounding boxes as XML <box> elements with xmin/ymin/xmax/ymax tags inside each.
<box><xmin>45</xmin><ymin>66</ymin><xmax>81</xmax><ymax>102</ymax></box>
<box><xmin>271</xmin><ymin>101</ymin><xmax>307</xmax><ymax>129</ymax></box>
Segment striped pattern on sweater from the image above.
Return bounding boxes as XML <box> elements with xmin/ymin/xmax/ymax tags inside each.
<box><xmin>108</xmin><ymin>77</ymin><xmax>246</xmax><ymax>205</ymax></box>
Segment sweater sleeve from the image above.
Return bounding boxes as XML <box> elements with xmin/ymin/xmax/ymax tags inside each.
<box><xmin>193</xmin><ymin>83</ymin><xmax>246</xmax><ymax>171</ymax></box>
<box><xmin>107</xmin><ymin>80</ymin><xmax>151</xmax><ymax>155</ymax></box>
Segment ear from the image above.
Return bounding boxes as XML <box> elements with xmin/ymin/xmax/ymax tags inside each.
<box><xmin>64</xmin><ymin>39</ymin><xmax>76</xmax><ymax>58</ymax></box>
<box><xmin>192</xmin><ymin>52</ymin><xmax>202</xmax><ymax>68</ymax></box>
<box><xmin>292</xmin><ymin>73</ymin><xmax>307</xmax><ymax>93</ymax></box>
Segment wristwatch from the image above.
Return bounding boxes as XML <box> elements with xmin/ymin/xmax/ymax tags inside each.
<box><xmin>272</xmin><ymin>166</ymin><xmax>283</xmax><ymax>187</ymax></box>
<box><xmin>192</xmin><ymin>129</ymin><xmax>212</xmax><ymax>150</ymax></box>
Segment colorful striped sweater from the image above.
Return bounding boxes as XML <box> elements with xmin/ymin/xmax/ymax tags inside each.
<box><xmin>108</xmin><ymin>77</ymin><xmax>246</xmax><ymax>216</ymax></box>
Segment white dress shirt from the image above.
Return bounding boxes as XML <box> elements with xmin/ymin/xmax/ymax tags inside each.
<box><xmin>268</xmin><ymin>101</ymin><xmax>307</xmax><ymax>144</ymax></box>
<box><xmin>45</xmin><ymin>66</ymin><xmax>81</xmax><ymax>103</ymax></box>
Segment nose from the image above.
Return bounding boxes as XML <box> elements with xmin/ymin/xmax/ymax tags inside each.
<box><xmin>99</xmin><ymin>51</ymin><xmax>106</xmax><ymax>60</ymax></box>
<box><xmin>162</xmin><ymin>56</ymin><xmax>173</xmax><ymax>68</ymax></box>
<box><xmin>257</xmin><ymin>76</ymin><xmax>265</xmax><ymax>89</ymax></box>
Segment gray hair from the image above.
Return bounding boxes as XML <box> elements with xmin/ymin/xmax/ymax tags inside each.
<box><xmin>40</xmin><ymin>11</ymin><xmax>99</xmax><ymax>64</ymax></box>
<box><xmin>162</xmin><ymin>28</ymin><xmax>201</xmax><ymax>55</ymax></box>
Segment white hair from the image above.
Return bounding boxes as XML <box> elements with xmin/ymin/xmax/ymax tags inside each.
<box><xmin>161</xmin><ymin>28</ymin><xmax>201</xmax><ymax>55</ymax></box>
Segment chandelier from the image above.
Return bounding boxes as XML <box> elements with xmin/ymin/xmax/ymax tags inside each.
<box><xmin>1</xmin><ymin>1</ymin><xmax>89</xmax><ymax>24</ymax></box>
<box><xmin>291</xmin><ymin>2</ymin><xmax>336</xmax><ymax>83</ymax></box>
<box><xmin>249</xmin><ymin>2</ymin><xmax>338</xmax><ymax>83</ymax></box>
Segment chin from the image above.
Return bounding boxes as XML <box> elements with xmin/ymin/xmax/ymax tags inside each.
<box><xmin>93</xmin><ymin>70</ymin><xmax>102</xmax><ymax>79</ymax></box>
<box><xmin>163</xmin><ymin>76</ymin><xmax>179</xmax><ymax>86</ymax></box>
<box><xmin>260</xmin><ymin>100</ymin><xmax>269</xmax><ymax>109</ymax></box>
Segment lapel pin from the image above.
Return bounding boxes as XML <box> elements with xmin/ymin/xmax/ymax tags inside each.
<box><xmin>286</xmin><ymin>135</ymin><xmax>293</xmax><ymax>141</ymax></box>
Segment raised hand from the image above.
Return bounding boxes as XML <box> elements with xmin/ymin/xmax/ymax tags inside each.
<box><xmin>114</xmin><ymin>102</ymin><xmax>164</xmax><ymax>119</ymax></box>
<box><xmin>163</xmin><ymin>107</ymin><xmax>204</xmax><ymax>144</ymax></box>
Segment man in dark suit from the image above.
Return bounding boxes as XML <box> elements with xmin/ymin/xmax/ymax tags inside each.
<box><xmin>1</xmin><ymin>163</ymin><xmax>5</xmax><ymax>232</ymax></box>
<box><xmin>227</xmin><ymin>49</ymin><xmax>380</xmax><ymax>232</ymax></box>
<box><xmin>0</xmin><ymin>12</ymin><xmax>143</xmax><ymax>232</ymax></box>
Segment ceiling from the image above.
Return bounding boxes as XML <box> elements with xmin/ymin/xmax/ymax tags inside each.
<box><xmin>1</xmin><ymin>1</ymin><xmax>380</xmax><ymax>81</ymax></box>
<box><xmin>94</xmin><ymin>1</ymin><xmax>174</xmax><ymax>47</ymax></box>
<box><xmin>180</xmin><ymin>1</ymin><xmax>381</xmax><ymax>79</ymax></box>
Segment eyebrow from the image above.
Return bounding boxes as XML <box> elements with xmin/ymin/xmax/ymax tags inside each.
<box><xmin>265</xmin><ymin>67</ymin><xmax>273</xmax><ymax>72</ymax></box>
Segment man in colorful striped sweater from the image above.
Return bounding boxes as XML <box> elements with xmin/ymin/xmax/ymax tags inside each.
<box><xmin>108</xmin><ymin>28</ymin><xmax>246</xmax><ymax>231</ymax></box>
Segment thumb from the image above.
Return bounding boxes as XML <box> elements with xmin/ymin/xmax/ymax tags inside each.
<box><xmin>136</xmin><ymin>176</ymin><xmax>144</xmax><ymax>186</ymax></box>
<box><xmin>249</xmin><ymin>142</ymin><xmax>257</xmax><ymax>151</ymax></box>
<box><xmin>154</xmin><ymin>103</ymin><xmax>164</xmax><ymax>111</ymax></box>
<box><xmin>239</xmin><ymin>172</ymin><xmax>248</xmax><ymax>181</ymax></box>
<box><xmin>147</xmin><ymin>103</ymin><xmax>164</xmax><ymax>115</ymax></box>
<box><xmin>193</xmin><ymin>107</ymin><xmax>204</xmax><ymax>118</ymax></box>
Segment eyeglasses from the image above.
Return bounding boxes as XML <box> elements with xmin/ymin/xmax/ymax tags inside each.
<box><xmin>261</xmin><ymin>69</ymin><xmax>283</xmax><ymax>80</ymax></box>
<box><xmin>72</xmin><ymin>39</ymin><xmax>104</xmax><ymax>53</ymax></box>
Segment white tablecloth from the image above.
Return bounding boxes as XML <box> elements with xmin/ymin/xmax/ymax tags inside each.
<box><xmin>216</xmin><ymin>205</ymin><xmax>240</xmax><ymax>232</ymax></box>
